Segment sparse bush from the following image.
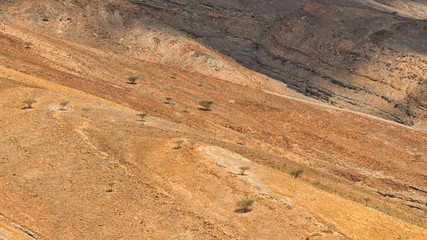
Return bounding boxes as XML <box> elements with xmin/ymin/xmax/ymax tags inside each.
<box><xmin>183</xmin><ymin>105</ymin><xmax>190</xmax><ymax>112</ymax></box>
<box><xmin>24</xmin><ymin>42</ymin><xmax>33</xmax><ymax>49</ymax></box>
<box><xmin>414</xmin><ymin>154</ymin><xmax>422</xmax><ymax>160</ymax></box>
<box><xmin>107</xmin><ymin>182</ymin><xmax>115</xmax><ymax>192</ymax></box>
<box><xmin>188</xmin><ymin>140</ymin><xmax>196</xmax><ymax>150</ymax></box>
<box><xmin>60</xmin><ymin>101</ymin><xmax>69</xmax><ymax>110</ymax></box>
<box><xmin>289</xmin><ymin>169</ymin><xmax>304</xmax><ymax>178</ymax></box>
<box><xmin>127</xmin><ymin>76</ymin><xmax>139</xmax><ymax>84</ymax></box>
<box><xmin>42</xmin><ymin>15</ymin><xmax>50</xmax><ymax>21</ymax></box>
<box><xmin>199</xmin><ymin>100</ymin><xmax>213</xmax><ymax>111</ymax></box>
<box><xmin>312</xmin><ymin>180</ymin><xmax>321</xmax><ymax>186</ymax></box>
<box><xmin>136</xmin><ymin>113</ymin><xmax>148</xmax><ymax>122</ymax></box>
<box><xmin>171</xmin><ymin>72</ymin><xmax>177</xmax><ymax>79</ymax></box>
<box><xmin>173</xmin><ymin>140</ymin><xmax>184</xmax><ymax>149</ymax></box>
<box><xmin>236</xmin><ymin>199</ymin><xmax>254</xmax><ymax>213</ymax></box>
<box><xmin>165</xmin><ymin>97</ymin><xmax>173</xmax><ymax>104</ymax></box>
<box><xmin>22</xmin><ymin>99</ymin><xmax>36</xmax><ymax>109</ymax></box>
<box><xmin>198</xmin><ymin>80</ymin><xmax>205</xmax><ymax>86</ymax></box>
<box><xmin>238</xmin><ymin>134</ymin><xmax>251</xmax><ymax>145</ymax></box>
<box><xmin>239</xmin><ymin>166</ymin><xmax>250</xmax><ymax>175</ymax></box>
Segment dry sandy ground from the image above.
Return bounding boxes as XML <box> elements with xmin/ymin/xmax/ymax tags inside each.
<box><xmin>0</xmin><ymin>17</ymin><xmax>426</xmax><ymax>240</ymax></box>
<box><xmin>0</xmin><ymin>74</ymin><xmax>338</xmax><ymax>239</ymax></box>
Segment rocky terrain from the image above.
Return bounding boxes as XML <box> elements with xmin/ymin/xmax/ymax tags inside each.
<box><xmin>128</xmin><ymin>0</ymin><xmax>427</xmax><ymax>130</ymax></box>
<box><xmin>0</xmin><ymin>0</ymin><xmax>426</xmax><ymax>239</ymax></box>
<box><xmin>1</xmin><ymin>0</ymin><xmax>426</xmax><ymax>129</ymax></box>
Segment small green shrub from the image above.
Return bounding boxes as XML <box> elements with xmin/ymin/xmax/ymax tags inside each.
<box><xmin>188</xmin><ymin>140</ymin><xmax>196</xmax><ymax>149</ymax></box>
<box><xmin>107</xmin><ymin>182</ymin><xmax>115</xmax><ymax>192</ymax></box>
<box><xmin>198</xmin><ymin>80</ymin><xmax>205</xmax><ymax>86</ymax></box>
<box><xmin>289</xmin><ymin>169</ymin><xmax>304</xmax><ymax>178</ymax></box>
<box><xmin>238</xmin><ymin>134</ymin><xmax>251</xmax><ymax>145</ymax></box>
<box><xmin>24</xmin><ymin>42</ymin><xmax>33</xmax><ymax>49</ymax></box>
<box><xmin>199</xmin><ymin>100</ymin><xmax>213</xmax><ymax>111</ymax></box>
<box><xmin>127</xmin><ymin>76</ymin><xmax>139</xmax><ymax>84</ymax></box>
<box><xmin>22</xmin><ymin>99</ymin><xmax>37</xmax><ymax>109</ymax></box>
<box><xmin>183</xmin><ymin>105</ymin><xmax>190</xmax><ymax>112</ymax></box>
<box><xmin>165</xmin><ymin>97</ymin><xmax>173</xmax><ymax>104</ymax></box>
<box><xmin>312</xmin><ymin>180</ymin><xmax>321</xmax><ymax>186</ymax></box>
<box><xmin>60</xmin><ymin>101</ymin><xmax>69</xmax><ymax>110</ymax></box>
<box><xmin>236</xmin><ymin>199</ymin><xmax>254</xmax><ymax>213</ymax></box>
<box><xmin>239</xmin><ymin>166</ymin><xmax>250</xmax><ymax>175</ymax></box>
<box><xmin>173</xmin><ymin>140</ymin><xmax>184</xmax><ymax>149</ymax></box>
<box><xmin>136</xmin><ymin>113</ymin><xmax>148</xmax><ymax>122</ymax></box>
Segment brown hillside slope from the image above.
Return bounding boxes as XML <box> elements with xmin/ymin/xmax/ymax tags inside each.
<box><xmin>0</xmin><ymin>0</ymin><xmax>425</xmax><ymax>130</ymax></box>
<box><xmin>0</xmin><ymin>22</ymin><xmax>426</xmax><ymax>239</ymax></box>
<box><xmin>0</xmin><ymin>0</ymin><xmax>285</xmax><ymax>93</ymax></box>
<box><xmin>0</xmin><ymin>71</ymin><xmax>340</xmax><ymax>239</ymax></box>
<box><xmin>0</xmin><ymin>66</ymin><xmax>426</xmax><ymax>240</ymax></box>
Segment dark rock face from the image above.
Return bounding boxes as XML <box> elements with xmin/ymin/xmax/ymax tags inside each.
<box><xmin>131</xmin><ymin>0</ymin><xmax>427</xmax><ymax>130</ymax></box>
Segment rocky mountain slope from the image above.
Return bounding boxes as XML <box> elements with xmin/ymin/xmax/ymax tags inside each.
<box><xmin>0</xmin><ymin>0</ymin><xmax>426</xmax><ymax>239</ymax></box>
<box><xmin>1</xmin><ymin>0</ymin><xmax>425</xmax><ymax>130</ymax></box>
<box><xmin>0</xmin><ymin>0</ymin><xmax>286</xmax><ymax>92</ymax></box>
<box><xmin>128</xmin><ymin>0</ymin><xmax>427</xmax><ymax>130</ymax></box>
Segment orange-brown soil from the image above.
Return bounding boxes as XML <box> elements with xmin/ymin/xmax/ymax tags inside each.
<box><xmin>0</xmin><ymin>2</ymin><xmax>426</xmax><ymax>240</ymax></box>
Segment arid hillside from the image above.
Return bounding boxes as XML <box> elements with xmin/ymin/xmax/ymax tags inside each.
<box><xmin>0</xmin><ymin>1</ymin><xmax>426</xmax><ymax>240</ymax></box>
<box><xmin>128</xmin><ymin>0</ymin><xmax>427</xmax><ymax>130</ymax></box>
<box><xmin>1</xmin><ymin>0</ymin><xmax>425</xmax><ymax>130</ymax></box>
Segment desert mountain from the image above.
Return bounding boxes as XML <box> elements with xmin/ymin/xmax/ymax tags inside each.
<box><xmin>130</xmin><ymin>0</ymin><xmax>427</xmax><ymax>130</ymax></box>
<box><xmin>1</xmin><ymin>0</ymin><xmax>425</xmax><ymax>130</ymax></box>
<box><xmin>1</xmin><ymin>0</ymin><xmax>426</xmax><ymax>130</ymax></box>
<box><xmin>0</xmin><ymin>0</ymin><xmax>426</xmax><ymax>239</ymax></box>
